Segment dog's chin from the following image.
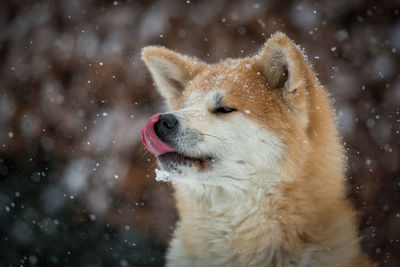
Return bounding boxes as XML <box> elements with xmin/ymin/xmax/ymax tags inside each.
<box><xmin>158</xmin><ymin>152</ymin><xmax>214</xmax><ymax>172</ymax></box>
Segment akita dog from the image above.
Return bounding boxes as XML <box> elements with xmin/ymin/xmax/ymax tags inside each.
<box><xmin>141</xmin><ymin>33</ymin><xmax>375</xmax><ymax>267</ymax></box>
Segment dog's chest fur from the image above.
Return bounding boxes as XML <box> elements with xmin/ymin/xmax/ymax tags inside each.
<box><xmin>166</xmin><ymin>182</ymin><xmax>311</xmax><ymax>267</ymax></box>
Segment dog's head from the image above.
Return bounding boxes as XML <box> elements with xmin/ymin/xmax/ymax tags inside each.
<box><xmin>141</xmin><ymin>33</ymin><xmax>320</xmax><ymax>188</ymax></box>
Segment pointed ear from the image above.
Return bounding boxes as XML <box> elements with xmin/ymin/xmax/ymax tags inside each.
<box><xmin>256</xmin><ymin>32</ymin><xmax>311</xmax><ymax>98</ymax></box>
<box><xmin>257</xmin><ymin>32</ymin><xmax>317</xmax><ymax>129</ymax></box>
<box><xmin>141</xmin><ymin>46</ymin><xmax>204</xmax><ymax>108</ymax></box>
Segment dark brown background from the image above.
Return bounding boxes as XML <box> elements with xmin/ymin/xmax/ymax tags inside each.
<box><xmin>0</xmin><ymin>0</ymin><xmax>399</xmax><ymax>266</ymax></box>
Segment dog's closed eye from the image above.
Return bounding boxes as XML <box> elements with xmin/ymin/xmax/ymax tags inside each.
<box><xmin>213</xmin><ymin>106</ymin><xmax>237</xmax><ymax>114</ymax></box>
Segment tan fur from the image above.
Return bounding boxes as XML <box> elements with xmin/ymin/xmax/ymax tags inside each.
<box><xmin>142</xmin><ymin>32</ymin><xmax>376</xmax><ymax>267</ymax></box>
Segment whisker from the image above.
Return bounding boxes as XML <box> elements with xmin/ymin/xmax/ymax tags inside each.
<box><xmin>202</xmin><ymin>133</ymin><xmax>225</xmax><ymax>143</ymax></box>
<box><xmin>220</xmin><ymin>175</ymin><xmax>247</xmax><ymax>181</ymax></box>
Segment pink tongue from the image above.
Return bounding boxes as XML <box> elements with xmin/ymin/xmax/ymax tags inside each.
<box><xmin>141</xmin><ymin>113</ymin><xmax>177</xmax><ymax>156</ymax></box>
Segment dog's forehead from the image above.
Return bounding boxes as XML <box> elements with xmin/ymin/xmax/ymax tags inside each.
<box><xmin>196</xmin><ymin>59</ymin><xmax>255</xmax><ymax>89</ymax></box>
<box><xmin>184</xmin><ymin>58</ymin><xmax>267</xmax><ymax>105</ymax></box>
<box><xmin>184</xmin><ymin>89</ymin><xmax>223</xmax><ymax>108</ymax></box>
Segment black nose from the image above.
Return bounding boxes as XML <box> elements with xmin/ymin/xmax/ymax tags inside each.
<box><xmin>154</xmin><ymin>114</ymin><xmax>179</xmax><ymax>141</ymax></box>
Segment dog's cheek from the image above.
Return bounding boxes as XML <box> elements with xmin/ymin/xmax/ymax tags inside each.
<box><xmin>176</xmin><ymin>128</ymin><xmax>203</xmax><ymax>151</ymax></box>
<box><xmin>224</xmin><ymin>118</ymin><xmax>285</xmax><ymax>166</ymax></box>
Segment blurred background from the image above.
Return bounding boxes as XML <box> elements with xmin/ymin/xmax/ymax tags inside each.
<box><xmin>0</xmin><ymin>0</ymin><xmax>399</xmax><ymax>266</ymax></box>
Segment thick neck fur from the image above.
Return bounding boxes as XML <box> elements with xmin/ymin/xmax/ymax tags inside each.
<box><xmin>169</xmin><ymin>171</ymin><xmax>365</xmax><ymax>267</ymax></box>
<box><xmin>172</xmin><ymin>178</ymin><xmax>287</xmax><ymax>267</ymax></box>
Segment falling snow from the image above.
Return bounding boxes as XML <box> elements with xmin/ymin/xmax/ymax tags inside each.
<box><xmin>0</xmin><ymin>0</ymin><xmax>398</xmax><ymax>266</ymax></box>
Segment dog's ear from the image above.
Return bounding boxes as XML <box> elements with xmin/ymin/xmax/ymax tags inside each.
<box><xmin>142</xmin><ymin>46</ymin><xmax>204</xmax><ymax>108</ymax></box>
<box><xmin>257</xmin><ymin>32</ymin><xmax>316</xmax><ymax>128</ymax></box>
<box><xmin>256</xmin><ymin>32</ymin><xmax>313</xmax><ymax>98</ymax></box>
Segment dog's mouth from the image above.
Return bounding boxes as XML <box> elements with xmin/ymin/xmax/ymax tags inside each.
<box><xmin>141</xmin><ymin>113</ymin><xmax>214</xmax><ymax>171</ymax></box>
<box><xmin>158</xmin><ymin>152</ymin><xmax>213</xmax><ymax>171</ymax></box>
